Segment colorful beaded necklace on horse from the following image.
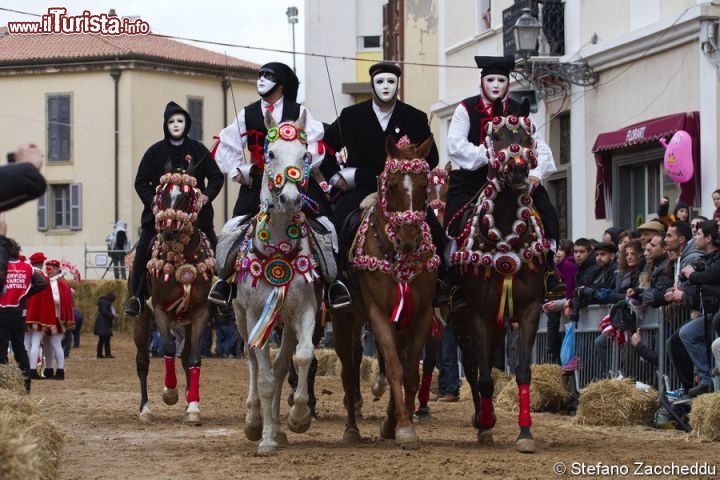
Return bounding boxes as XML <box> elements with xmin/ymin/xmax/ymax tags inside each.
<box><xmin>147</xmin><ymin>171</ymin><xmax>216</xmax><ymax>316</ymax></box>
<box><xmin>449</xmin><ymin>115</ymin><xmax>549</xmax><ymax>325</ymax></box>
<box><xmin>234</xmin><ymin>123</ymin><xmax>320</xmax><ymax>347</ymax></box>
<box><xmin>352</xmin><ymin>154</ymin><xmax>440</xmax><ymax>328</ymax></box>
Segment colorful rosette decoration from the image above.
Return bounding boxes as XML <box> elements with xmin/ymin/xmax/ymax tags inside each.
<box><xmin>174</xmin><ymin>264</ymin><xmax>198</xmax><ymax>284</ymax></box>
<box><xmin>285</xmin><ymin>165</ymin><xmax>303</xmax><ymax>183</ymax></box>
<box><xmin>278</xmin><ymin>124</ymin><xmax>298</xmax><ymax>141</ymax></box>
<box><xmin>286</xmin><ymin>224</ymin><xmax>301</xmax><ymax>239</ymax></box>
<box><xmin>493</xmin><ymin>251</ymin><xmax>521</xmax><ymax>275</ymax></box>
<box><xmin>257</xmin><ymin>228</ymin><xmax>271</xmax><ymax>242</ymax></box>
<box><xmin>266</xmin><ymin>127</ymin><xmax>279</xmax><ymax>142</ymax></box>
<box><xmin>264</xmin><ymin>256</ymin><xmax>294</xmax><ymax>286</ymax></box>
<box><xmin>274</xmin><ymin>172</ymin><xmax>286</xmax><ymax>188</ymax></box>
<box><xmin>512</xmin><ymin>219</ymin><xmax>528</xmax><ymax>235</ymax></box>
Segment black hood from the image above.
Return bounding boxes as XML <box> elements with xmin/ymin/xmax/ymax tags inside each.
<box><xmin>259</xmin><ymin>62</ymin><xmax>299</xmax><ymax>103</ymax></box>
<box><xmin>163</xmin><ymin>101</ymin><xmax>191</xmax><ymax>140</ymax></box>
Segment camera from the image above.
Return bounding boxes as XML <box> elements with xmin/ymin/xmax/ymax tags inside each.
<box><xmin>6</xmin><ymin>152</ymin><xmax>16</xmax><ymax>163</ymax></box>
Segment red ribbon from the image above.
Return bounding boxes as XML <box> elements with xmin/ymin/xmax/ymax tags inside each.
<box><xmin>391</xmin><ymin>282</ymin><xmax>413</xmax><ymax>330</ymax></box>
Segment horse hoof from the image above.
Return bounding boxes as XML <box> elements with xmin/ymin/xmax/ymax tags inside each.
<box><xmin>477</xmin><ymin>430</ymin><xmax>494</xmax><ymax>445</ymax></box>
<box><xmin>287</xmin><ymin>413</ymin><xmax>311</xmax><ymax>434</ymax></box>
<box><xmin>163</xmin><ymin>386</ymin><xmax>179</xmax><ymax>405</ymax></box>
<box><xmin>396</xmin><ymin>425</ymin><xmax>419</xmax><ymax>448</ymax></box>
<box><xmin>244</xmin><ymin>424</ymin><xmax>262</xmax><ymax>442</ymax></box>
<box><xmin>516</xmin><ymin>437</ymin><xmax>535</xmax><ymax>453</ymax></box>
<box><xmin>372</xmin><ymin>375</ymin><xmax>387</xmax><ymax>398</ymax></box>
<box><xmin>342</xmin><ymin>428</ymin><xmax>362</xmax><ymax>446</ymax></box>
<box><xmin>256</xmin><ymin>441</ymin><xmax>279</xmax><ymax>456</ymax></box>
<box><xmin>185</xmin><ymin>402</ymin><xmax>201</xmax><ymax>426</ymax></box>
<box><xmin>139</xmin><ymin>405</ymin><xmax>152</xmax><ymax>423</ymax></box>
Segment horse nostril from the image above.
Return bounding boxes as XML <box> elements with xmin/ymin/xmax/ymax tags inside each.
<box><xmin>279</xmin><ymin>193</ymin><xmax>287</xmax><ymax>204</ymax></box>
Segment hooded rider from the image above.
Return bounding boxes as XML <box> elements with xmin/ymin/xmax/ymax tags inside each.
<box><xmin>125</xmin><ymin>101</ymin><xmax>224</xmax><ymax>316</ymax></box>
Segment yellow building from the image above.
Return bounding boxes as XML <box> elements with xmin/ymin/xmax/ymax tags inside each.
<box><xmin>0</xmin><ymin>27</ymin><xmax>259</xmax><ymax>277</ymax></box>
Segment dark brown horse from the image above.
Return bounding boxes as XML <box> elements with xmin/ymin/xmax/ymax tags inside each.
<box><xmin>450</xmin><ymin>99</ymin><xmax>546</xmax><ymax>452</ymax></box>
<box><xmin>332</xmin><ymin>136</ymin><xmax>438</xmax><ymax>447</ymax></box>
<box><xmin>131</xmin><ymin>170</ymin><xmax>214</xmax><ymax>424</ymax></box>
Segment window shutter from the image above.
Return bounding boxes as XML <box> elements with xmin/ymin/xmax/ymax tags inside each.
<box><xmin>70</xmin><ymin>183</ymin><xmax>82</xmax><ymax>230</ymax></box>
<box><xmin>37</xmin><ymin>191</ymin><xmax>48</xmax><ymax>231</ymax></box>
<box><xmin>60</xmin><ymin>96</ymin><xmax>71</xmax><ymax>161</ymax></box>
<box><xmin>47</xmin><ymin>95</ymin><xmax>71</xmax><ymax>162</ymax></box>
<box><xmin>188</xmin><ymin>98</ymin><xmax>203</xmax><ymax>141</ymax></box>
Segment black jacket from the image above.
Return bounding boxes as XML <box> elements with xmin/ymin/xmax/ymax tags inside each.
<box><xmin>94</xmin><ymin>294</ymin><xmax>116</xmax><ymax>337</ymax></box>
<box><xmin>682</xmin><ymin>249</ymin><xmax>720</xmax><ymax>314</ymax></box>
<box><xmin>134</xmin><ymin>102</ymin><xmax>224</xmax><ymax>230</ymax></box>
<box><xmin>0</xmin><ymin>163</ymin><xmax>47</xmax><ymax>212</ymax></box>
<box><xmin>321</xmin><ymin>100</ymin><xmax>438</xmax><ymax>224</ymax></box>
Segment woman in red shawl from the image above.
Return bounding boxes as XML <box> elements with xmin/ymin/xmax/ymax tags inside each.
<box><xmin>24</xmin><ymin>252</ymin><xmax>56</xmax><ymax>378</ymax></box>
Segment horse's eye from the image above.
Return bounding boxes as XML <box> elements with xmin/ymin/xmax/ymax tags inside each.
<box><xmin>267</xmin><ymin>151</ymin><xmax>275</xmax><ymax>160</ymax></box>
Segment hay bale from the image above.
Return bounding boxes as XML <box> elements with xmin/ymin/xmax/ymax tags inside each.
<box><xmin>494</xmin><ymin>364</ymin><xmax>571</xmax><ymax>413</ymax></box>
<box><xmin>0</xmin><ymin>364</ymin><xmax>26</xmax><ymax>395</ymax></box>
<box><xmin>492</xmin><ymin>368</ymin><xmax>513</xmax><ymax>398</ymax></box>
<box><xmin>0</xmin><ymin>409</ymin><xmax>64</xmax><ymax>480</ymax></box>
<box><xmin>315</xmin><ymin>349</ymin><xmax>338</xmax><ymax>376</ymax></box>
<box><xmin>0</xmin><ymin>390</ymin><xmax>36</xmax><ymax>417</ymax></box>
<box><xmin>574</xmin><ymin>378</ymin><xmax>657</xmax><ymax>426</ymax></box>
<box><xmin>71</xmin><ymin>279</ymin><xmax>129</xmax><ymax>333</ymax></box>
<box><xmin>359</xmin><ymin>356</ymin><xmax>379</xmax><ymax>382</ymax></box>
<box><xmin>689</xmin><ymin>392</ymin><xmax>720</xmax><ymax>441</ymax></box>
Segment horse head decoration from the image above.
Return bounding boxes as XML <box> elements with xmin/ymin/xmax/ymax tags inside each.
<box><xmin>332</xmin><ymin>135</ymin><xmax>439</xmax><ymax>448</ymax></box>
<box><xmin>450</xmin><ymin>97</ymin><xmax>547</xmax><ymax>453</ymax></box>
<box><xmin>232</xmin><ymin>110</ymin><xmax>322</xmax><ymax>455</ymax></box>
<box><xmin>132</xmin><ymin>168</ymin><xmax>214</xmax><ymax>425</ymax></box>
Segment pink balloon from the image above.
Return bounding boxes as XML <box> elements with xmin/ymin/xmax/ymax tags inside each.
<box><xmin>660</xmin><ymin>130</ymin><xmax>693</xmax><ymax>183</ymax></box>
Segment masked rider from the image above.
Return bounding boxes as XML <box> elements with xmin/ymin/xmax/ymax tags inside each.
<box><xmin>444</xmin><ymin>55</ymin><xmax>563</xmax><ymax>311</ymax></box>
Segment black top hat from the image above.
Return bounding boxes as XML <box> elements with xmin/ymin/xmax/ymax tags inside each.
<box><xmin>474</xmin><ymin>55</ymin><xmax>516</xmax><ymax>77</ymax></box>
<box><xmin>369</xmin><ymin>61</ymin><xmax>402</xmax><ymax>79</ymax></box>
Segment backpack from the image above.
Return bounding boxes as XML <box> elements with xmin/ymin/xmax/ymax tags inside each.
<box><xmin>609</xmin><ymin>299</ymin><xmax>637</xmax><ymax>331</ymax></box>
<box><xmin>114</xmin><ymin>230</ymin><xmax>127</xmax><ymax>251</ymax></box>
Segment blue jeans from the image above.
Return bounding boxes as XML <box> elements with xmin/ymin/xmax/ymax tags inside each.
<box><xmin>678</xmin><ymin>316</ymin><xmax>712</xmax><ymax>384</ymax></box>
<box><xmin>439</xmin><ymin>322</ymin><xmax>459</xmax><ymax>396</ymax></box>
<box><xmin>215</xmin><ymin>323</ymin><xmax>239</xmax><ymax>357</ymax></box>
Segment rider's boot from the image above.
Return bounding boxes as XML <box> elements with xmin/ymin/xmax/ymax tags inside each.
<box><xmin>327</xmin><ymin>280</ymin><xmax>351</xmax><ymax>310</ymax></box>
<box><xmin>124</xmin><ymin>296</ymin><xmax>143</xmax><ymax>316</ymax></box>
<box><xmin>208</xmin><ymin>279</ymin><xmax>233</xmax><ymax>306</ymax></box>
<box><xmin>446</xmin><ymin>268</ymin><xmax>467</xmax><ymax>312</ymax></box>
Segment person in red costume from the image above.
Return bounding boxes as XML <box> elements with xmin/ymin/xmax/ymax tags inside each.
<box><xmin>42</xmin><ymin>259</ymin><xmax>74</xmax><ymax>380</ymax></box>
<box><xmin>24</xmin><ymin>251</ymin><xmax>54</xmax><ymax>378</ymax></box>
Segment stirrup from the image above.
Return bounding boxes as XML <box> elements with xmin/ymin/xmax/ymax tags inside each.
<box><xmin>327</xmin><ymin>280</ymin><xmax>351</xmax><ymax>310</ymax></box>
<box><xmin>124</xmin><ymin>297</ymin><xmax>142</xmax><ymax>316</ymax></box>
<box><xmin>544</xmin><ymin>272</ymin><xmax>566</xmax><ymax>300</ymax></box>
<box><xmin>208</xmin><ymin>280</ymin><xmax>232</xmax><ymax>306</ymax></box>
<box><xmin>449</xmin><ymin>286</ymin><xmax>467</xmax><ymax>312</ymax></box>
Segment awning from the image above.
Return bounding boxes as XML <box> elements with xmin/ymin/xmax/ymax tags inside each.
<box><xmin>592</xmin><ymin>112</ymin><xmax>700</xmax><ymax>219</ymax></box>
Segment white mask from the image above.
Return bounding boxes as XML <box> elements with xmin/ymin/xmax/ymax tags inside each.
<box><xmin>167</xmin><ymin>113</ymin><xmax>186</xmax><ymax>139</ymax></box>
<box><xmin>481</xmin><ymin>74</ymin><xmax>509</xmax><ymax>101</ymax></box>
<box><xmin>372</xmin><ymin>73</ymin><xmax>399</xmax><ymax>103</ymax></box>
<box><xmin>257</xmin><ymin>74</ymin><xmax>277</xmax><ymax>96</ymax></box>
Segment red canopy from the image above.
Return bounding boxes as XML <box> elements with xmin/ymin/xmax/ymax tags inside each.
<box><xmin>592</xmin><ymin>112</ymin><xmax>700</xmax><ymax>219</ymax></box>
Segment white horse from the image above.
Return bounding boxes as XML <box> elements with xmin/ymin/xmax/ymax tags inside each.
<box><xmin>231</xmin><ymin>110</ymin><xmax>321</xmax><ymax>454</ymax></box>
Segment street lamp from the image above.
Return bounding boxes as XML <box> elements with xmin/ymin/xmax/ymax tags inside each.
<box><xmin>286</xmin><ymin>6</ymin><xmax>299</xmax><ymax>73</ymax></box>
<box><xmin>511</xmin><ymin>8</ymin><xmax>598</xmax><ymax>96</ymax></box>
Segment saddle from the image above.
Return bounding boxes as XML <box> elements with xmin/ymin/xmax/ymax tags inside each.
<box><xmin>215</xmin><ymin>218</ymin><xmax>253</xmax><ymax>280</ymax></box>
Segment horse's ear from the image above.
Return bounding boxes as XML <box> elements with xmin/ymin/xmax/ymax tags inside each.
<box><xmin>416</xmin><ymin>135</ymin><xmax>434</xmax><ymax>159</ymax></box>
<box><xmin>264</xmin><ymin>108</ymin><xmax>277</xmax><ymax>130</ymax></box>
<box><xmin>492</xmin><ymin>98</ymin><xmax>504</xmax><ymax>117</ymax></box>
<box><xmin>385</xmin><ymin>135</ymin><xmax>398</xmax><ymax>159</ymax></box>
<box><xmin>294</xmin><ymin>109</ymin><xmax>307</xmax><ymax>130</ymax></box>
<box><xmin>519</xmin><ymin>98</ymin><xmax>531</xmax><ymax>117</ymax></box>
<box><xmin>444</xmin><ymin>161</ymin><xmax>452</xmax><ymax>172</ymax></box>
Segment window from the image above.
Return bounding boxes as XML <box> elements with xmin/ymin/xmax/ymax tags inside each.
<box><xmin>187</xmin><ymin>97</ymin><xmax>203</xmax><ymax>141</ymax></box>
<box><xmin>38</xmin><ymin>183</ymin><xmax>82</xmax><ymax>231</ymax></box>
<box><xmin>47</xmin><ymin>94</ymin><xmax>71</xmax><ymax>162</ymax></box>
<box><xmin>558</xmin><ymin>113</ymin><xmax>571</xmax><ymax>165</ymax></box>
<box><xmin>612</xmin><ymin>148</ymin><xmax>678</xmax><ymax>230</ymax></box>
<box><xmin>358</xmin><ymin>35</ymin><xmax>381</xmax><ymax>50</ymax></box>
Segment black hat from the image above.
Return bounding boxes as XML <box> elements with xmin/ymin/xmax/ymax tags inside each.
<box><xmin>259</xmin><ymin>62</ymin><xmax>299</xmax><ymax>103</ymax></box>
<box><xmin>163</xmin><ymin>101</ymin><xmax>191</xmax><ymax>140</ymax></box>
<box><xmin>474</xmin><ymin>55</ymin><xmax>516</xmax><ymax>77</ymax></box>
<box><xmin>593</xmin><ymin>241</ymin><xmax>618</xmax><ymax>254</ymax></box>
<box><xmin>369</xmin><ymin>61</ymin><xmax>402</xmax><ymax>79</ymax></box>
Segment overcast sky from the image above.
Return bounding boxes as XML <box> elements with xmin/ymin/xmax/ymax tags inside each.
<box><xmin>0</xmin><ymin>1</ymin><xmax>306</xmax><ymax>94</ymax></box>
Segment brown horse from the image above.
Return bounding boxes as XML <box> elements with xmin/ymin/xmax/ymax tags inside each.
<box><xmin>450</xmin><ymin>99</ymin><xmax>546</xmax><ymax>452</ymax></box>
<box><xmin>332</xmin><ymin>136</ymin><xmax>438</xmax><ymax>447</ymax></box>
<box><xmin>131</xmin><ymin>170</ymin><xmax>214</xmax><ymax>425</ymax></box>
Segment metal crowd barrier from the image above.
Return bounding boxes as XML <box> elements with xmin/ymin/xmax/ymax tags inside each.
<box><xmin>531</xmin><ymin>303</ymin><xmax>692</xmax><ymax>392</ymax></box>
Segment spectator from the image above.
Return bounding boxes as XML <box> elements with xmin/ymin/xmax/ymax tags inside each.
<box><xmin>691</xmin><ymin>216</ymin><xmax>708</xmax><ymax>233</ymax></box>
<box><xmin>71</xmin><ymin>302</ymin><xmax>84</xmax><ymax>349</ymax></box>
<box><xmin>657</xmin><ymin>196</ymin><xmax>691</xmax><ymax>227</ymax></box>
<box><xmin>24</xmin><ymin>252</ymin><xmax>54</xmax><ymax>379</ymax></box>
<box><xmin>542</xmin><ymin>238</ymin><xmax>576</xmax><ymax>362</ymax></box>
<box><xmin>213</xmin><ymin>305</ymin><xmax>238</xmax><ymax>358</ymax></box>
<box><xmin>627</xmin><ymin>234</ymin><xmax>673</xmax><ymax>307</ymax></box>
<box><xmin>711</xmin><ymin>188</ymin><xmax>720</xmax><ymax>221</ymax></box>
<box><xmin>630</xmin><ymin>328</ymin><xmax>658</xmax><ymax>366</ymax></box>
<box><xmin>636</xmin><ymin>219</ymin><xmax>666</xmax><ymax>248</ymax></box>
<box><xmin>666</xmin><ymin>220</ymin><xmax>720</xmax><ymax>398</ymax></box>
<box><xmin>602</xmin><ymin>227</ymin><xmax>624</xmax><ymax>246</ymax></box>
<box><xmin>0</xmin><ymin>237</ymin><xmax>48</xmax><ymax>392</ymax></box>
<box><xmin>94</xmin><ymin>292</ymin><xmax>116</xmax><ymax>358</ymax></box>
<box><xmin>105</xmin><ymin>221</ymin><xmax>130</xmax><ymax>280</ymax></box>
<box><xmin>664</xmin><ymin>221</ymin><xmax>702</xmax><ymax>284</ymax></box>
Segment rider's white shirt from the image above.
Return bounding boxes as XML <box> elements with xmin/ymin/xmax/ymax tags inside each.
<box><xmin>213</xmin><ymin>97</ymin><xmax>325</xmax><ymax>178</ymax></box>
<box><xmin>447</xmin><ymin>102</ymin><xmax>557</xmax><ymax>182</ymax></box>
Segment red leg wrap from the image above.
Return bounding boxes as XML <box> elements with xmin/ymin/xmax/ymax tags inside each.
<box><xmin>418</xmin><ymin>373</ymin><xmax>432</xmax><ymax>405</ymax></box>
<box><xmin>186</xmin><ymin>366</ymin><xmax>200</xmax><ymax>403</ymax></box>
<box><xmin>480</xmin><ymin>396</ymin><xmax>495</xmax><ymax>429</ymax></box>
<box><xmin>164</xmin><ymin>356</ymin><xmax>177</xmax><ymax>389</ymax></box>
<box><xmin>518</xmin><ymin>383</ymin><xmax>532</xmax><ymax>428</ymax></box>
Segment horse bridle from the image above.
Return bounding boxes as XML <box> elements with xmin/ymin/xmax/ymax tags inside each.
<box><xmin>262</xmin><ymin>123</ymin><xmax>311</xmax><ymax>207</ymax></box>
<box><xmin>486</xmin><ymin>115</ymin><xmax>538</xmax><ymax>178</ymax></box>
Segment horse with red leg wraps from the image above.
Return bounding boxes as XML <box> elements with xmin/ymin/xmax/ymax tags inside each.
<box><xmin>449</xmin><ymin>98</ymin><xmax>546</xmax><ymax>452</ymax></box>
